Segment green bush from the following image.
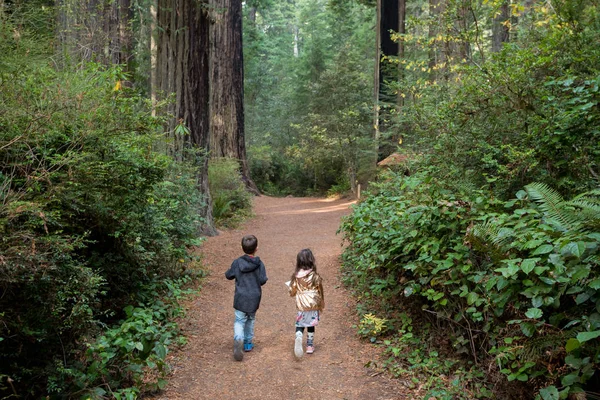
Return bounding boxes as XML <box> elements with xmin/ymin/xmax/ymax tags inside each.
<box><xmin>340</xmin><ymin>171</ymin><xmax>600</xmax><ymax>398</ymax></box>
<box><xmin>208</xmin><ymin>158</ymin><xmax>252</xmax><ymax>225</ymax></box>
<box><xmin>247</xmin><ymin>145</ymin><xmax>314</xmax><ymax>196</ymax></box>
<box><xmin>0</xmin><ymin>58</ymin><xmax>205</xmax><ymax>397</ymax></box>
<box><xmin>48</xmin><ymin>278</ymin><xmax>195</xmax><ymax>399</ymax></box>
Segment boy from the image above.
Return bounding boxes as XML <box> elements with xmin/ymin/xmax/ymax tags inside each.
<box><xmin>225</xmin><ymin>234</ymin><xmax>268</xmax><ymax>361</ymax></box>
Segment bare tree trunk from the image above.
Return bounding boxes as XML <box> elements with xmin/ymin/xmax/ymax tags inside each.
<box><xmin>398</xmin><ymin>0</ymin><xmax>406</xmax><ymax>108</ymax></box>
<box><xmin>156</xmin><ymin>0</ymin><xmax>216</xmax><ymax>235</ymax></box>
<box><xmin>492</xmin><ymin>1</ymin><xmax>509</xmax><ymax>52</ymax></box>
<box><xmin>428</xmin><ymin>0</ymin><xmax>440</xmax><ymax>81</ymax></box>
<box><xmin>379</xmin><ymin>0</ymin><xmax>399</xmax><ymax>104</ymax></box>
<box><xmin>150</xmin><ymin>1</ymin><xmax>157</xmax><ymax>115</ymax></box>
<box><xmin>209</xmin><ymin>0</ymin><xmax>259</xmax><ymax>194</ymax></box>
<box><xmin>373</xmin><ymin>0</ymin><xmax>381</xmax><ymax>143</ymax></box>
<box><xmin>57</xmin><ymin>0</ymin><xmax>133</xmax><ymax>69</ymax></box>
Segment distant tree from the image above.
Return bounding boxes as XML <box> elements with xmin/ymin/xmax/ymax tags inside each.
<box><xmin>209</xmin><ymin>0</ymin><xmax>259</xmax><ymax>194</ymax></box>
<box><xmin>492</xmin><ymin>1</ymin><xmax>510</xmax><ymax>52</ymax></box>
<box><xmin>57</xmin><ymin>0</ymin><xmax>133</xmax><ymax>68</ymax></box>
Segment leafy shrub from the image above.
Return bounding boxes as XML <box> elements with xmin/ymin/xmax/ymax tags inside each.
<box><xmin>208</xmin><ymin>158</ymin><xmax>252</xmax><ymax>226</ymax></box>
<box><xmin>47</xmin><ymin>277</ymin><xmax>195</xmax><ymax>399</ymax></box>
<box><xmin>247</xmin><ymin>145</ymin><xmax>313</xmax><ymax>196</ymax></box>
<box><xmin>340</xmin><ymin>171</ymin><xmax>600</xmax><ymax>398</ymax></box>
<box><xmin>0</xmin><ymin>58</ymin><xmax>205</xmax><ymax>396</ymax></box>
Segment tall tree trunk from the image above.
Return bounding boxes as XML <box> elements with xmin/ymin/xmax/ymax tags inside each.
<box><xmin>428</xmin><ymin>0</ymin><xmax>440</xmax><ymax>81</ymax></box>
<box><xmin>57</xmin><ymin>0</ymin><xmax>133</xmax><ymax>69</ymax></box>
<box><xmin>376</xmin><ymin>0</ymin><xmax>401</xmax><ymax>158</ymax></box>
<box><xmin>379</xmin><ymin>0</ymin><xmax>399</xmax><ymax>104</ymax></box>
<box><xmin>492</xmin><ymin>1</ymin><xmax>510</xmax><ymax>52</ymax></box>
<box><xmin>373</xmin><ymin>0</ymin><xmax>381</xmax><ymax>144</ymax></box>
<box><xmin>398</xmin><ymin>0</ymin><xmax>406</xmax><ymax>107</ymax></box>
<box><xmin>156</xmin><ymin>0</ymin><xmax>216</xmax><ymax>235</ymax></box>
<box><xmin>209</xmin><ymin>0</ymin><xmax>259</xmax><ymax>194</ymax></box>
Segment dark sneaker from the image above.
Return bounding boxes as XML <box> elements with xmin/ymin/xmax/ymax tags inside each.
<box><xmin>234</xmin><ymin>340</ymin><xmax>244</xmax><ymax>361</ymax></box>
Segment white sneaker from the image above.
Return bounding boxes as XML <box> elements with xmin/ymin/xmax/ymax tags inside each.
<box><xmin>294</xmin><ymin>335</ymin><xmax>304</xmax><ymax>358</ymax></box>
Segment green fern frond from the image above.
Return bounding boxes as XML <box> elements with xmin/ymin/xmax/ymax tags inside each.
<box><xmin>567</xmin><ymin>199</ymin><xmax>600</xmax><ymax>212</ymax></box>
<box><xmin>469</xmin><ymin>221</ymin><xmax>514</xmax><ymax>262</ymax></box>
<box><xmin>525</xmin><ymin>183</ymin><xmax>580</xmax><ymax>231</ymax></box>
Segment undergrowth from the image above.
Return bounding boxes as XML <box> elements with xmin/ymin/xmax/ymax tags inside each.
<box><xmin>208</xmin><ymin>158</ymin><xmax>254</xmax><ymax>228</ymax></box>
<box><xmin>341</xmin><ymin>170</ymin><xmax>600</xmax><ymax>399</ymax></box>
<box><xmin>47</xmin><ymin>275</ymin><xmax>202</xmax><ymax>399</ymax></box>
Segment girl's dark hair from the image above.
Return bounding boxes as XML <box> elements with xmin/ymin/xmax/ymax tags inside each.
<box><xmin>292</xmin><ymin>249</ymin><xmax>316</xmax><ymax>280</ymax></box>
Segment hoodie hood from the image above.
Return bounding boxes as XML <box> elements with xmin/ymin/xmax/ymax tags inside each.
<box><xmin>296</xmin><ymin>268</ymin><xmax>313</xmax><ymax>278</ymax></box>
<box><xmin>239</xmin><ymin>255</ymin><xmax>262</xmax><ymax>272</ymax></box>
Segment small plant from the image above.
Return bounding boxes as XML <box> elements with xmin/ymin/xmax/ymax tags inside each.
<box><xmin>208</xmin><ymin>158</ymin><xmax>253</xmax><ymax>227</ymax></box>
<box><xmin>357</xmin><ymin>313</ymin><xmax>388</xmax><ymax>342</ymax></box>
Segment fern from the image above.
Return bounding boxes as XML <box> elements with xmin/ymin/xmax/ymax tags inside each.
<box><xmin>469</xmin><ymin>221</ymin><xmax>514</xmax><ymax>262</ymax></box>
<box><xmin>525</xmin><ymin>182</ymin><xmax>578</xmax><ymax>230</ymax></box>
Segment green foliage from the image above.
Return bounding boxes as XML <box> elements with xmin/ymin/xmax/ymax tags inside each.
<box><xmin>391</xmin><ymin>0</ymin><xmax>600</xmax><ymax>198</ymax></box>
<box><xmin>47</xmin><ymin>278</ymin><xmax>195</xmax><ymax>398</ymax></box>
<box><xmin>375</xmin><ymin>313</ymin><xmax>494</xmax><ymax>399</ymax></box>
<box><xmin>244</xmin><ymin>0</ymin><xmax>376</xmax><ymax>196</ymax></box>
<box><xmin>0</xmin><ymin>26</ymin><xmax>205</xmax><ymax>396</ymax></box>
<box><xmin>357</xmin><ymin>313</ymin><xmax>389</xmax><ymax>342</ymax></box>
<box><xmin>340</xmin><ymin>171</ymin><xmax>600</xmax><ymax>398</ymax></box>
<box><xmin>208</xmin><ymin>158</ymin><xmax>253</xmax><ymax>226</ymax></box>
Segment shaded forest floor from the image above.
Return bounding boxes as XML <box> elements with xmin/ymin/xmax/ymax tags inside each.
<box><xmin>147</xmin><ymin>196</ymin><xmax>409</xmax><ymax>399</ymax></box>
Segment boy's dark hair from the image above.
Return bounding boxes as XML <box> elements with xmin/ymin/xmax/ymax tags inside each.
<box><xmin>242</xmin><ymin>235</ymin><xmax>258</xmax><ymax>254</ymax></box>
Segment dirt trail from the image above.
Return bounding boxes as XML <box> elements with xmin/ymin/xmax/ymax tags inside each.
<box><xmin>152</xmin><ymin>196</ymin><xmax>406</xmax><ymax>399</ymax></box>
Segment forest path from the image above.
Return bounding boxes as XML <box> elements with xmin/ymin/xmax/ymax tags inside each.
<box><xmin>151</xmin><ymin>196</ymin><xmax>407</xmax><ymax>399</ymax></box>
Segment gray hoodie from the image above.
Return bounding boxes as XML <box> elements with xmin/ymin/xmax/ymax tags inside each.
<box><xmin>225</xmin><ymin>255</ymin><xmax>268</xmax><ymax>313</ymax></box>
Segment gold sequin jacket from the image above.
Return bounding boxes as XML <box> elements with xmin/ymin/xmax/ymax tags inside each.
<box><xmin>289</xmin><ymin>270</ymin><xmax>324</xmax><ymax>311</ymax></box>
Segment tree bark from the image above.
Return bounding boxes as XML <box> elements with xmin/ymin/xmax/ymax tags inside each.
<box><xmin>57</xmin><ymin>0</ymin><xmax>133</xmax><ymax>69</ymax></box>
<box><xmin>156</xmin><ymin>0</ymin><xmax>216</xmax><ymax>235</ymax></box>
<box><xmin>492</xmin><ymin>1</ymin><xmax>509</xmax><ymax>52</ymax></box>
<box><xmin>428</xmin><ymin>0</ymin><xmax>440</xmax><ymax>81</ymax></box>
<box><xmin>379</xmin><ymin>0</ymin><xmax>399</xmax><ymax>103</ymax></box>
<box><xmin>209</xmin><ymin>0</ymin><xmax>259</xmax><ymax>194</ymax></box>
<box><xmin>373</xmin><ymin>0</ymin><xmax>381</xmax><ymax>143</ymax></box>
<box><xmin>398</xmin><ymin>0</ymin><xmax>406</xmax><ymax>107</ymax></box>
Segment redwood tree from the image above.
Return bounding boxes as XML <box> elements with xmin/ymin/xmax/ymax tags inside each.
<box><xmin>209</xmin><ymin>0</ymin><xmax>259</xmax><ymax>194</ymax></box>
<box><xmin>57</xmin><ymin>0</ymin><xmax>133</xmax><ymax>67</ymax></box>
<box><xmin>156</xmin><ymin>0</ymin><xmax>216</xmax><ymax>235</ymax></box>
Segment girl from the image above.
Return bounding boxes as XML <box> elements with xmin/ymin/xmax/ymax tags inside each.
<box><xmin>288</xmin><ymin>248</ymin><xmax>324</xmax><ymax>358</ymax></box>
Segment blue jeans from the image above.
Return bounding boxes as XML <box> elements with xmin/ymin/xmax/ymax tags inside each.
<box><xmin>234</xmin><ymin>309</ymin><xmax>256</xmax><ymax>344</ymax></box>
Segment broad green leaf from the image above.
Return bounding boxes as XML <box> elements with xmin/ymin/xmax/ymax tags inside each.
<box><xmin>525</xmin><ymin>308</ymin><xmax>543</xmax><ymax>319</ymax></box>
<box><xmin>564</xmin><ymin>355</ymin><xmax>583</xmax><ymax>368</ymax></box>
<box><xmin>467</xmin><ymin>292</ymin><xmax>479</xmax><ymax>305</ymax></box>
<box><xmin>565</xmin><ymin>338</ymin><xmax>581</xmax><ymax>353</ymax></box>
<box><xmin>520</xmin><ymin>321</ymin><xmax>536</xmax><ymax>337</ymax></box>
<box><xmin>576</xmin><ymin>330</ymin><xmax>600</xmax><ymax>343</ymax></box>
<box><xmin>155</xmin><ymin>343</ymin><xmax>167</xmax><ymax>359</ymax></box>
<box><xmin>539</xmin><ymin>385</ymin><xmax>559</xmax><ymax>400</ymax></box>
<box><xmin>575</xmin><ymin>293</ymin><xmax>590</xmax><ymax>305</ymax></box>
<box><xmin>560</xmin><ymin>372</ymin><xmax>579</xmax><ymax>386</ymax></box>
<box><xmin>588</xmin><ymin>278</ymin><xmax>600</xmax><ymax>290</ymax></box>
<box><xmin>521</xmin><ymin>258</ymin><xmax>538</xmax><ymax>274</ymax></box>
<box><xmin>561</xmin><ymin>242</ymin><xmax>585</xmax><ymax>258</ymax></box>
<box><xmin>532</xmin><ymin>244</ymin><xmax>554</xmax><ymax>255</ymax></box>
